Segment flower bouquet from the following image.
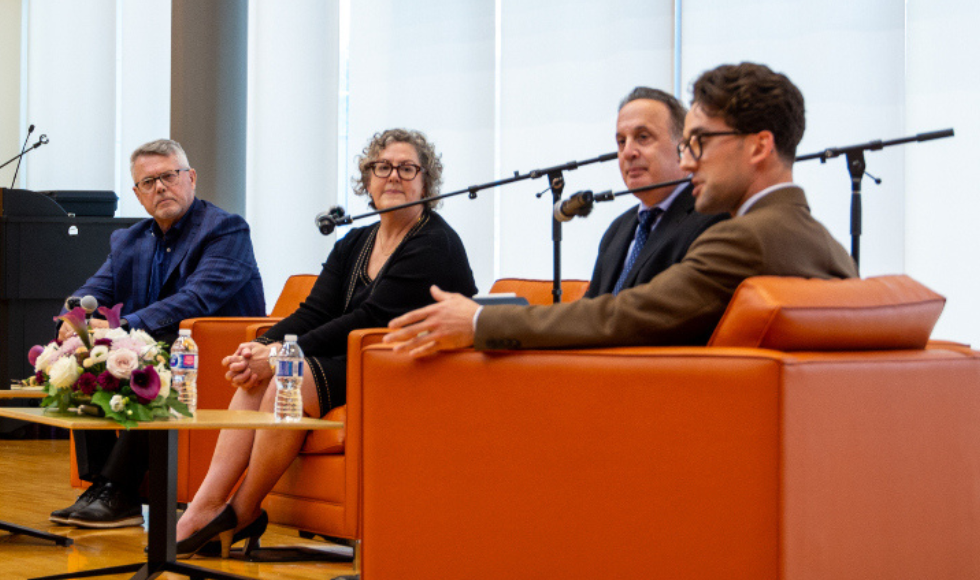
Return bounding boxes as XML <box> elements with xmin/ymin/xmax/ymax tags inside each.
<box><xmin>22</xmin><ymin>304</ymin><xmax>192</xmax><ymax>429</ymax></box>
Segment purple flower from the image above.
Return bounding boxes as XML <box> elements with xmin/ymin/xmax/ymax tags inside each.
<box><xmin>54</xmin><ymin>307</ymin><xmax>91</xmax><ymax>349</ymax></box>
<box><xmin>94</xmin><ymin>338</ymin><xmax>113</xmax><ymax>347</ymax></box>
<box><xmin>28</xmin><ymin>345</ymin><xmax>45</xmax><ymax>366</ymax></box>
<box><xmin>97</xmin><ymin>371</ymin><xmax>121</xmax><ymax>392</ymax></box>
<box><xmin>76</xmin><ymin>373</ymin><xmax>98</xmax><ymax>396</ymax></box>
<box><xmin>129</xmin><ymin>366</ymin><xmax>160</xmax><ymax>404</ymax></box>
<box><xmin>97</xmin><ymin>304</ymin><xmax>124</xmax><ymax>329</ymax></box>
<box><xmin>35</xmin><ymin>371</ymin><xmax>45</xmax><ymax>384</ymax></box>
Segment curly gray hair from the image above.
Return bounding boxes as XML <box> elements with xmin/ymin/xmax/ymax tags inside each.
<box><xmin>353</xmin><ymin>129</ymin><xmax>443</xmax><ymax>210</ymax></box>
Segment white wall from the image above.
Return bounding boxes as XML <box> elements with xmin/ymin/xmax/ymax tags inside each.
<box><xmin>15</xmin><ymin>0</ymin><xmax>170</xmax><ymax>217</ymax></box>
<box><xmin>246</xmin><ymin>0</ymin><xmax>340</xmax><ymax>307</ymax></box>
<box><xmin>905</xmin><ymin>0</ymin><xmax>980</xmax><ymax>345</ymax></box>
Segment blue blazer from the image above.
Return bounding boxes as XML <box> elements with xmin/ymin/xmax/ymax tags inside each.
<box><xmin>73</xmin><ymin>199</ymin><xmax>265</xmax><ymax>338</ymax></box>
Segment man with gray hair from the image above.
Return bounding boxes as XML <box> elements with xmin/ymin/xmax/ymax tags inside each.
<box><xmin>51</xmin><ymin>138</ymin><xmax>265</xmax><ymax>528</ymax></box>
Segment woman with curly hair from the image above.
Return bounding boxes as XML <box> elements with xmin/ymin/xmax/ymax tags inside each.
<box><xmin>174</xmin><ymin>128</ymin><xmax>477</xmax><ymax>557</ymax></box>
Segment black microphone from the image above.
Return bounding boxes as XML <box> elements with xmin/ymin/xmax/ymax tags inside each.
<box><xmin>10</xmin><ymin>124</ymin><xmax>34</xmax><ymax>188</ymax></box>
<box><xmin>553</xmin><ymin>190</ymin><xmax>595</xmax><ymax>222</ymax></box>
<box><xmin>315</xmin><ymin>206</ymin><xmax>350</xmax><ymax>236</ymax></box>
<box><xmin>64</xmin><ymin>296</ymin><xmax>82</xmax><ymax>311</ymax></box>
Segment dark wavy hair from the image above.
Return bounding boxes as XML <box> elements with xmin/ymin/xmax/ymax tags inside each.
<box><xmin>352</xmin><ymin>129</ymin><xmax>443</xmax><ymax>210</ymax></box>
<box><xmin>690</xmin><ymin>62</ymin><xmax>805</xmax><ymax>164</ymax></box>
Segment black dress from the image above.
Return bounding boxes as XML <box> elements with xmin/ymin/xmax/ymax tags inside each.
<box><xmin>256</xmin><ymin>211</ymin><xmax>477</xmax><ymax>415</ymax></box>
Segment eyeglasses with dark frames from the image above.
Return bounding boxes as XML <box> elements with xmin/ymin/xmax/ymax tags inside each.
<box><xmin>368</xmin><ymin>161</ymin><xmax>424</xmax><ymax>181</ymax></box>
<box><xmin>135</xmin><ymin>168</ymin><xmax>190</xmax><ymax>194</ymax></box>
<box><xmin>676</xmin><ymin>131</ymin><xmax>747</xmax><ymax>161</ymax></box>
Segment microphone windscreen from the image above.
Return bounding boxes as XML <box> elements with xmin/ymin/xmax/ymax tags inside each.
<box><xmin>64</xmin><ymin>296</ymin><xmax>81</xmax><ymax>311</ymax></box>
<box><xmin>80</xmin><ymin>296</ymin><xmax>99</xmax><ymax>313</ymax></box>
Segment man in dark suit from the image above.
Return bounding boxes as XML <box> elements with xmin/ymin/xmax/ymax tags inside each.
<box><xmin>383</xmin><ymin>62</ymin><xmax>857</xmax><ymax>354</ymax></box>
<box><xmin>586</xmin><ymin>88</ymin><xmax>726</xmax><ymax>298</ymax></box>
<box><xmin>50</xmin><ymin>139</ymin><xmax>265</xmax><ymax>528</ymax></box>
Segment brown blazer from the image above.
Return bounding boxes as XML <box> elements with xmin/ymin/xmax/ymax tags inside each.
<box><xmin>476</xmin><ymin>186</ymin><xmax>858</xmax><ymax>350</ymax></box>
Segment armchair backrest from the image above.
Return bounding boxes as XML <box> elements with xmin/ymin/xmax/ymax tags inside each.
<box><xmin>709</xmin><ymin>275</ymin><xmax>946</xmax><ymax>351</ymax></box>
<box><xmin>269</xmin><ymin>274</ymin><xmax>318</xmax><ymax>317</ymax></box>
<box><xmin>489</xmin><ymin>278</ymin><xmax>589</xmax><ymax>305</ymax></box>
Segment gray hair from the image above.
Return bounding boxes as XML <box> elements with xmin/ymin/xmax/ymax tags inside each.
<box><xmin>353</xmin><ymin>129</ymin><xmax>443</xmax><ymax>211</ymax></box>
<box><xmin>129</xmin><ymin>139</ymin><xmax>191</xmax><ymax>177</ymax></box>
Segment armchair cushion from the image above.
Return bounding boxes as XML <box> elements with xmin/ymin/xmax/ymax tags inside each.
<box><xmin>709</xmin><ymin>275</ymin><xmax>945</xmax><ymax>350</ymax></box>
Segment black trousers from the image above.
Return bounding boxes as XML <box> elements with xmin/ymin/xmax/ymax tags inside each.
<box><xmin>74</xmin><ymin>430</ymin><xmax>149</xmax><ymax>492</ymax></box>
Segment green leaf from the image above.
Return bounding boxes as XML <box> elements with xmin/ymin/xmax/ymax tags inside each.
<box><xmin>168</xmin><ymin>398</ymin><xmax>192</xmax><ymax>418</ymax></box>
<box><xmin>131</xmin><ymin>405</ymin><xmax>153</xmax><ymax>422</ymax></box>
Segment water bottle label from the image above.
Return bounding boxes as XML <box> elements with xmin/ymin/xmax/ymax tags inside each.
<box><xmin>170</xmin><ymin>353</ymin><xmax>198</xmax><ymax>370</ymax></box>
<box><xmin>276</xmin><ymin>359</ymin><xmax>304</xmax><ymax>377</ymax></box>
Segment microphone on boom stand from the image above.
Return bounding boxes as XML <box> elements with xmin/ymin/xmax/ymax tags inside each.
<box><xmin>314</xmin><ymin>206</ymin><xmax>352</xmax><ymax>235</ymax></box>
<box><xmin>10</xmin><ymin>124</ymin><xmax>33</xmax><ymax>188</ymax></box>
<box><xmin>553</xmin><ymin>176</ymin><xmax>693</xmax><ymax>222</ymax></box>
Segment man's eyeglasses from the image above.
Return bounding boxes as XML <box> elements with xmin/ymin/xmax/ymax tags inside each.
<box><xmin>677</xmin><ymin>131</ymin><xmax>746</xmax><ymax>161</ymax></box>
<box><xmin>135</xmin><ymin>168</ymin><xmax>189</xmax><ymax>194</ymax></box>
<box><xmin>368</xmin><ymin>161</ymin><xmax>424</xmax><ymax>181</ymax></box>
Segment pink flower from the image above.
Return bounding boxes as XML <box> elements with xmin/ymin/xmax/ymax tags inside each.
<box><xmin>129</xmin><ymin>366</ymin><xmax>160</xmax><ymax>403</ymax></box>
<box><xmin>76</xmin><ymin>373</ymin><xmax>98</xmax><ymax>396</ymax></box>
<box><xmin>28</xmin><ymin>345</ymin><xmax>45</xmax><ymax>366</ymax></box>
<box><xmin>97</xmin><ymin>371</ymin><xmax>120</xmax><ymax>392</ymax></box>
<box><xmin>97</xmin><ymin>304</ymin><xmax>124</xmax><ymax>329</ymax></box>
<box><xmin>106</xmin><ymin>349</ymin><xmax>139</xmax><ymax>379</ymax></box>
<box><xmin>54</xmin><ymin>307</ymin><xmax>91</xmax><ymax>349</ymax></box>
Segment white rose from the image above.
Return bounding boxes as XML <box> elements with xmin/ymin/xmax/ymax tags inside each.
<box><xmin>83</xmin><ymin>345</ymin><xmax>110</xmax><ymax>368</ymax></box>
<box><xmin>110</xmin><ymin>394</ymin><xmax>126</xmax><ymax>412</ymax></box>
<box><xmin>131</xmin><ymin>329</ymin><xmax>156</xmax><ymax>347</ymax></box>
<box><xmin>104</xmin><ymin>328</ymin><xmax>129</xmax><ymax>342</ymax></box>
<box><xmin>48</xmin><ymin>356</ymin><xmax>81</xmax><ymax>390</ymax></box>
<box><xmin>34</xmin><ymin>344</ymin><xmax>61</xmax><ymax>373</ymax></box>
<box><xmin>106</xmin><ymin>348</ymin><xmax>139</xmax><ymax>379</ymax></box>
<box><xmin>140</xmin><ymin>343</ymin><xmax>159</xmax><ymax>362</ymax></box>
<box><xmin>156</xmin><ymin>366</ymin><xmax>172</xmax><ymax>399</ymax></box>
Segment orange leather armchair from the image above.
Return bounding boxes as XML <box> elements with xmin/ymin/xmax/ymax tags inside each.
<box><xmin>352</xmin><ymin>275</ymin><xmax>980</xmax><ymax>580</ymax></box>
<box><xmin>488</xmin><ymin>277</ymin><xmax>589</xmax><ymax>304</ymax></box>
<box><xmin>251</xmin><ymin>279</ymin><xmax>588</xmax><ymax>546</ymax></box>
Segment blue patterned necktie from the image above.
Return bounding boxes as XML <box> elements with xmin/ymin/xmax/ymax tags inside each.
<box><xmin>612</xmin><ymin>207</ymin><xmax>663</xmax><ymax>295</ymax></box>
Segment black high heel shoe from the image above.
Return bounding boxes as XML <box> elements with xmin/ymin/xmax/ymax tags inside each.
<box><xmin>175</xmin><ymin>505</ymin><xmax>237</xmax><ymax>559</ymax></box>
<box><xmin>198</xmin><ymin>509</ymin><xmax>268</xmax><ymax>557</ymax></box>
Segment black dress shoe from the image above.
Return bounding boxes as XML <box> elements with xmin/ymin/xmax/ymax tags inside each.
<box><xmin>176</xmin><ymin>505</ymin><xmax>237</xmax><ymax>559</ymax></box>
<box><xmin>68</xmin><ymin>481</ymin><xmax>144</xmax><ymax>528</ymax></box>
<box><xmin>50</xmin><ymin>481</ymin><xmax>104</xmax><ymax>525</ymax></box>
<box><xmin>152</xmin><ymin>509</ymin><xmax>267</xmax><ymax>557</ymax></box>
<box><xmin>199</xmin><ymin>509</ymin><xmax>268</xmax><ymax>557</ymax></box>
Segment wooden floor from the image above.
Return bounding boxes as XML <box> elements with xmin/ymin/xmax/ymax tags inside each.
<box><xmin>0</xmin><ymin>439</ymin><xmax>356</xmax><ymax>580</ymax></box>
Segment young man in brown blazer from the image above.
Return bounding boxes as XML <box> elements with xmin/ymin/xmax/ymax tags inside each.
<box><xmin>385</xmin><ymin>62</ymin><xmax>858</xmax><ymax>354</ymax></box>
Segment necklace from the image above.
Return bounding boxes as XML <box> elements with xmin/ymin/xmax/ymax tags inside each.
<box><xmin>375</xmin><ymin>216</ymin><xmax>419</xmax><ymax>256</ymax></box>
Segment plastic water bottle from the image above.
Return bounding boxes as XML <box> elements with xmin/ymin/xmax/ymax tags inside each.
<box><xmin>273</xmin><ymin>335</ymin><xmax>304</xmax><ymax>422</ymax></box>
<box><xmin>170</xmin><ymin>328</ymin><xmax>198</xmax><ymax>416</ymax></box>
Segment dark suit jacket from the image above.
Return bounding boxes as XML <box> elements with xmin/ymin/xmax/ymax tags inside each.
<box><xmin>585</xmin><ymin>184</ymin><xmax>727</xmax><ymax>297</ymax></box>
<box><xmin>476</xmin><ymin>186</ymin><xmax>858</xmax><ymax>350</ymax></box>
<box><xmin>73</xmin><ymin>198</ymin><xmax>265</xmax><ymax>339</ymax></box>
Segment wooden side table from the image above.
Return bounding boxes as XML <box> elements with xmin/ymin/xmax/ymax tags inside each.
<box><xmin>0</xmin><ymin>407</ymin><xmax>341</xmax><ymax>580</ymax></box>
